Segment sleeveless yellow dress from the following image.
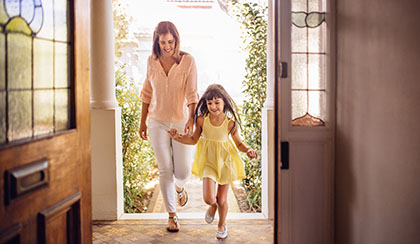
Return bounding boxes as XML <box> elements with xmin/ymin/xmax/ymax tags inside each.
<box><xmin>192</xmin><ymin>115</ymin><xmax>246</xmax><ymax>185</ymax></box>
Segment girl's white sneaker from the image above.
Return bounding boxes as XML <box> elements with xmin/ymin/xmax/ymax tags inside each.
<box><xmin>205</xmin><ymin>207</ymin><xmax>215</xmax><ymax>224</ymax></box>
<box><xmin>216</xmin><ymin>225</ymin><xmax>228</xmax><ymax>240</ymax></box>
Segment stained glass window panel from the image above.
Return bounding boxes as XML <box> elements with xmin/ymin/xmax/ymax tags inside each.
<box><xmin>0</xmin><ymin>91</ymin><xmax>5</xmax><ymax>143</ymax></box>
<box><xmin>308</xmin><ymin>91</ymin><xmax>326</xmax><ymax>121</ymax></box>
<box><xmin>55</xmin><ymin>89</ymin><xmax>70</xmax><ymax>131</ymax></box>
<box><xmin>55</xmin><ymin>43</ymin><xmax>69</xmax><ymax>88</ymax></box>
<box><xmin>36</xmin><ymin>0</ymin><xmax>53</xmax><ymax>39</ymax></box>
<box><xmin>292</xmin><ymin>0</ymin><xmax>306</xmax><ymax>11</ymax></box>
<box><xmin>308</xmin><ymin>24</ymin><xmax>326</xmax><ymax>53</ymax></box>
<box><xmin>34</xmin><ymin>39</ymin><xmax>54</xmax><ymax>88</ymax></box>
<box><xmin>308</xmin><ymin>54</ymin><xmax>326</xmax><ymax>90</ymax></box>
<box><xmin>55</xmin><ymin>0</ymin><xmax>69</xmax><ymax>41</ymax></box>
<box><xmin>292</xmin><ymin>91</ymin><xmax>307</xmax><ymax>119</ymax></box>
<box><xmin>291</xmin><ymin>26</ymin><xmax>307</xmax><ymax>53</ymax></box>
<box><xmin>8</xmin><ymin>90</ymin><xmax>32</xmax><ymax>141</ymax></box>
<box><xmin>0</xmin><ymin>33</ymin><xmax>4</xmax><ymax>90</ymax></box>
<box><xmin>291</xmin><ymin>54</ymin><xmax>307</xmax><ymax>90</ymax></box>
<box><xmin>8</xmin><ymin>34</ymin><xmax>32</xmax><ymax>89</ymax></box>
<box><xmin>34</xmin><ymin>90</ymin><xmax>54</xmax><ymax>135</ymax></box>
<box><xmin>21</xmin><ymin>0</ymin><xmax>35</xmax><ymax>22</ymax></box>
<box><xmin>0</xmin><ymin>1</ymin><xmax>8</xmax><ymax>24</ymax></box>
<box><xmin>308</xmin><ymin>0</ymin><xmax>325</xmax><ymax>12</ymax></box>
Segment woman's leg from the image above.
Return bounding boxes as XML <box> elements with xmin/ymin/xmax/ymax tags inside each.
<box><xmin>172</xmin><ymin>139</ymin><xmax>193</xmax><ymax>188</ymax></box>
<box><xmin>203</xmin><ymin>178</ymin><xmax>218</xmax><ymax>216</ymax></box>
<box><xmin>216</xmin><ymin>184</ymin><xmax>230</xmax><ymax>231</ymax></box>
<box><xmin>148</xmin><ymin>120</ymin><xmax>177</xmax><ymax>214</ymax></box>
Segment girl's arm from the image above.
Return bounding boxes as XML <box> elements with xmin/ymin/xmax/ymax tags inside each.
<box><xmin>229</xmin><ymin>120</ymin><xmax>258</xmax><ymax>159</ymax></box>
<box><xmin>169</xmin><ymin>116</ymin><xmax>204</xmax><ymax>145</ymax></box>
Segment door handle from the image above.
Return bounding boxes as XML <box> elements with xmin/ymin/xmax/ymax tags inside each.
<box><xmin>280</xmin><ymin>141</ymin><xmax>289</xmax><ymax>169</ymax></box>
<box><xmin>279</xmin><ymin>62</ymin><xmax>288</xmax><ymax>78</ymax></box>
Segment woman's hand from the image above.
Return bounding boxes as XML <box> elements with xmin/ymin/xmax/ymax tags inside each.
<box><xmin>168</xmin><ymin>128</ymin><xmax>179</xmax><ymax>139</ymax></box>
<box><xmin>139</xmin><ymin>123</ymin><xmax>148</xmax><ymax>140</ymax></box>
<box><xmin>246</xmin><ymin>148</ymin><xmax>258</xmax><ymax>159</ymax></box>
<box><xmin>184</xmin><ymin>118</ymin><xmax>194</xmax><ymax>136</ymax></box>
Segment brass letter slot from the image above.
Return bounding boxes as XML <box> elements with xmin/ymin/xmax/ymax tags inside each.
<box><xmin>5</xmin><ymin>159</ymin><xmax>49</xmax><ymax>202</ymax></box>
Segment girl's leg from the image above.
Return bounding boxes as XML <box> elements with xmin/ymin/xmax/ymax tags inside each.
<box><xmin>203</xmin><ymin>178</ymin><xmax>218</xmax><ymax>216</ymax></box>
<box><xmin>148</xmin><ymin>120</ymin><xmax>177</xmax><ymax>214</ymax></box>
<box><xmin>216</xmin><ymin>184</ymin><xmax>230</xmax><ymax>231</ymax></box>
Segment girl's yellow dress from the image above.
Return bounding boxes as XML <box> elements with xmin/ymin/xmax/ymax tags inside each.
<box><xmin>192</xmin><ymin>115</ymin><xmax>245</xmax><ymax>185</ymax></box>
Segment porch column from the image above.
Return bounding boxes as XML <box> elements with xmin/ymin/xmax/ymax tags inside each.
<box><xmin>90</xmin><ymin>0</ymin><xmax>124</xmax><ymax>220</ymax></box>
<box><xmin>261</xmin><ymin>0</ymin><xmax>275</xmax><ymax>219</ymax></box>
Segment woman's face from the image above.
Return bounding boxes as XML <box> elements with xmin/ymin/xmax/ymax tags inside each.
<box><xmin>158</xmin><ymin>32</ymin><xmax>175</xmax><ymax>58</ymax></box>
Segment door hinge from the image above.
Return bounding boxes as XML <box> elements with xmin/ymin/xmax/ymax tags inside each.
<box><xmin>279</xmin><ymin>62</ymin><xmax>288</xmax><ymax>78</ymax></box>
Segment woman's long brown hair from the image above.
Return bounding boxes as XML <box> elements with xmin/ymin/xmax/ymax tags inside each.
<box><xmin>152</xmin><ymin>21</ymin><xmax>184</xmax><ymax>63</ymax></box>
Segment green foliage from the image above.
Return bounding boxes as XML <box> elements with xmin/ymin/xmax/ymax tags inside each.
<box><xmin>115</xmin><ymin>66</ymin><xmax>156</xmax><ymax>213</ymax></box>
<box><xmin>229</xmin><ymin>1</ymin><xmax>267</xmax><ymax>212</ymax></box>
<box><xmin>113</xmin><ymin>0</ymin><xmax>154</xmax><ymax>213</ymax></box>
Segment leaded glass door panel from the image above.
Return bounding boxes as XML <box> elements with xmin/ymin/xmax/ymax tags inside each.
<box><xmin>276</xmin><ymin>0</ymin><xmax>334</xmax><ymax>243</ymax></box>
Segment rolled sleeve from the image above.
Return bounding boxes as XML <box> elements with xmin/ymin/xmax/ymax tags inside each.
<box><xmin>140</xmin><ymin>57</ymin><xmax>153</xmax><ymax>104</ymax></box>
<box><xmin>185</xmin><ymin>56</ymin><xmax>199</xmax><ymax>105</ymax></box>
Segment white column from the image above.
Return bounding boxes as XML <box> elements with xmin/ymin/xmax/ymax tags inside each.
<box><xmin>90</xmin><ymin>0</ymin><xmax>124</xmax><ymax>220</ymax></box>
<box><xmin>261</xmin><ymin>0</ymin><xmax>275</xmax><ymax>219</ymax></box>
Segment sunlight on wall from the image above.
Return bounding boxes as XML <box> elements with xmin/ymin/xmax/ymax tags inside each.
<box><xmin>118</xmin><ymin>0</ymin><xmax>246</xmax><ymax>104</ymax></box>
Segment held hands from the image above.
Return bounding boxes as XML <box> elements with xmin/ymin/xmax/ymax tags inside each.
<box><xmin>167</xmin><ymin>128</ymin><xmax>188</xmax><ymax>140</ymax></box>
<box><xmin>246</xmin><ymin>148</ymin><xmax>258</xmax><ymax>159</ymax></box>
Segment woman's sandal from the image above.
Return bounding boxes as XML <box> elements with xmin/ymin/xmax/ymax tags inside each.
<box><xmin>176</xmin><ymin>188</ymin><xmax>188</xmax><ymax>207</ymax></box>
<box><xmin>166</xmin><ymin>216</ymin><xmax>180</xmax><ymax>232</ymax></box>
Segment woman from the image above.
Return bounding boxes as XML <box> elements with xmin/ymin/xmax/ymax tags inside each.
<box><xmin>139</xmin><ymin>21</ymin><xmax>198</xmax><ymax>232</ymax></box>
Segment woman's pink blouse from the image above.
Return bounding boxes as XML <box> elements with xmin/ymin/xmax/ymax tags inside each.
<box><xmin>141</xmin><ymin>54</ymin><xmax>199</xmax><ymax>122</ymax></box>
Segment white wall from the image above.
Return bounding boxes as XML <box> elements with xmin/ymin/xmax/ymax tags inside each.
<box><xmin>336</xmin><ymin>0</ymin><xmax>420</xmax><ymax>243</ymax></box>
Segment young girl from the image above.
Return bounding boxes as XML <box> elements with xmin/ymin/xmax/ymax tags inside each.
<box><xmin>168</xmin><ymin>84</ymin><xmax>257</xmax><ymax>240</ymax></box>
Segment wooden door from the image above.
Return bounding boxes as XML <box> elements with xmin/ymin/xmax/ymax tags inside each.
<box><xmin>0</xmin><ymin>0</ymin><xmax>91</xmax><ymax>243</ymax></box>
<box><xmin>275</xmin><ymin>0</ymin><xmax>334</xmax><ymax>243</ymax></box>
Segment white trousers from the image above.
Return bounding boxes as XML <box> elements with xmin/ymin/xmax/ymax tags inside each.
<box><xmin>148</xmin><ymin>119</ymin><xmax>193</xmax><ymax>213</ymax></box>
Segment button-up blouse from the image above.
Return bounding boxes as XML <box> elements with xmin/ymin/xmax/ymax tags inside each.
<box><xmin>141</xmin><ymin>54</ymin><xmax>199</xmax><ymax>122</ymax></box>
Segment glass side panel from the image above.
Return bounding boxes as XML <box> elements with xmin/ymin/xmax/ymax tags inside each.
<box><xmin>30</xmin><ymin>6</ymin><xmax>43</xmax><ymax>33</ymax></box>
<box><xmin>21</xmin><ymin>0</ymin><xmax>35</xmax><ymax>22</ymax></box>
<box><xmin>0</xmin><ymin>91</ymin><xmax>5</xmax><ymax>143</ymax></box>
<box><xmin>55</xmin><ymin>42</ymin><xmax>69</xmax><ymax>88</ymax></box>
<box><xmin>36</xmin><ymin>0</ymin><xmax>53</xmax><ymax>39</ymax></box>
<box><xmin>309</xmin><ymin>0</ymin><xmax>326</xmax><ymax>12</ymax></box>
<box><xmin>292</xmin><ymin>90</ymin><xmax>307</xmax><ymax>119</ymax></box>
<box><xmin>55</xmin><ymin>0</ymin><xmax>69</xmax><ymax>41</ymax></box>
<box><xmin>7</xmin><ymin>33</ymin><xmax>32</xmax><ymax>89</ymax></box>
<box><xmin>308</xmin><ymin>23</ymin><xmax>326</xmax><ymax>53</ymax></box>
<box><xmin>291</xmin><ymin>25</ymin><xmax>307</xmax><ymax>53</ymax></box>
<box><xmin>34</xmin><ymin>39</ymin><xmax>54</xmax><ymax>88</ymax></box>
<box><xmin>4</xmin><ymin>0</ymin><xmax>20</xmax><ymax>17</ymax></box>
<box><xmin>308</xmin><ymin>91</ymin><xmax>326</xmax><ymax>121</ymax></box>
<box><xmin>0</xmin><ymin>0</ymin><xmax>8</xmax><ymax>24</ymax></box>
<box><xmin>0</xmin><ymin>33</ymin><xmax>4</xmax><ymax>90</ymax></box>
<box><xmin>34</xmin><ymin>90</ymin><xmax>54</xmax><ymax>135</ymax></box>
<box><xmin>308</xmin><ymin>54</ymin><xmax>326</xmax><ymax>90</ymax></box>
<box><xmin>291</xmin><ymin>54</ymin><xmax>307</xmax><ymax>90</ymax></box>
<box><xmin>292</xmin><ymin>0</ymin><xmax>307</xmax><ymax>11</ymax></box>
<box><xmin>55</xmin><ymin>89</ymin><xmax>70</xmax><ymax>131</ymax></box>
<box><xmin>8</xmin><ymin>90</ymin><xmax>32</xmax><ymax>141</ymax></box>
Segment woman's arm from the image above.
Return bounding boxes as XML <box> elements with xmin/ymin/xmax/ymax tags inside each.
<box><xmin>139</xmin><ymin>102</ymin><xmax>150</xmax><ymax>140</ymax></box>
<box><xmin>184</xmin><ymin>103</ymin><xmax>197</xmax><ymax>136</ymax></box>
<box><xmin>169</xmin><ymin>116</ymin><xmax>203</xmax><ymax>145</ymax></box>
<box><xmin>229</xmin><ymin>121</ymin><xmax>258</xmax><ymax>159</ymax></box>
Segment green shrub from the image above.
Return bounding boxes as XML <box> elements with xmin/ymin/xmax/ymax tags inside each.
<box><xmin>229</xmin><ymin>1</ymin><xmax>267</xmax><ymax>212</ymax></box>
<box><xmin>115</xmin><ymin>66</ymin><xmax>155</xmax><ymax>213</ymax></box>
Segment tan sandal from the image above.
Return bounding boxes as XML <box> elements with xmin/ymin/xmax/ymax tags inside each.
<box><xmin>166</xmin><ymin>216</ymin><xmax>180</xmax><ymax>232</ymax></box>
<box><xmin>176</xmin><ymin>188</ymin><xmax>188</xmax><ymax>207</ymax></box>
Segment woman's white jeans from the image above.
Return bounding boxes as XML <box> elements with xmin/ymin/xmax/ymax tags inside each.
<box><xmin>148</xmin><ymin>119</ymin><xmax>193</xmax><ymax>213</ymax></box>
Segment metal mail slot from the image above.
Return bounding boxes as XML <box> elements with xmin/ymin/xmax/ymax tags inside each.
<box><xmin>6</xmin><ymin>159</ymin><xmax>49</xmax><ymax>200</ymax></box>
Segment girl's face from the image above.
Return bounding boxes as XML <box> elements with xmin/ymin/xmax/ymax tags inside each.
<box><xmin>158</xmin><ymin>32</ymin><xmax>175</xmax><ymax>57</ymax></box>
<box><xmin>206</xmin><ymin>97</ymin><xmax>225</xmax><ymax>116</ymax></box>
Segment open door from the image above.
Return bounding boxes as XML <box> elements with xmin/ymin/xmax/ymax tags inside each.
<box><xmin>0</xmin><ymin>0</ymin><xmax>91</xmax><ymax>243</ymax></box>
<box><xmin>275</xmin><ymin>0</ymin><xmax>334</xmax><ymax>243</ymax></box>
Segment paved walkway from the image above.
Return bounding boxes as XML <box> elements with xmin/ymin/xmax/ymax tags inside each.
<box><xmin>147</xmin><ymin>176</ymin><xmax>241</xmax><ymax>213</ymax></box>
<box><xmin>93</xmin><ymin>219</ymin><xmax>274</xmax><ymax>243</ymax></box>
